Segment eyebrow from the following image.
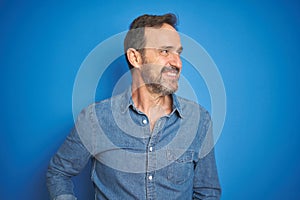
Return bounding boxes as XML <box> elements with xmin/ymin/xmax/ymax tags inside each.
<box><xmin>160</xmin><ymin>46</ymin><xmax>183</xmax><ymax>53</ymax></box>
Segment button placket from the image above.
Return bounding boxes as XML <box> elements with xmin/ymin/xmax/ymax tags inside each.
<box><xmin>149</xmin><ymin>146</ymin><xmax>153</xmax><ymax>152</ymax></box>
<box><xmin>142</xmin><ymin>119</ymin><xmax>148</xmax><ymax>125</ymax></box>
<box><xmin>146</xmin><ymin>134</ymin><xmax>156</xmax><ymax>199</ymax></box>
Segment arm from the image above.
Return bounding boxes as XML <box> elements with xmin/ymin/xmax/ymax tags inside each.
<box><xmin>193</xmin><ymin>148</ymin><xmax>221</xmax><ymax>200</ymax></box>
<box><xmin>193</xmin><ymin>110</ymin><xmax>221</xmax><ymax>199</ymax></box>
<box><xmin>46</xmin><ymin>126</ymin><xmax>91</xmax><ymax>200</ymax></box>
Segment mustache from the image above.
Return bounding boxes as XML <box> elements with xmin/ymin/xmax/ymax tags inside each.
<box><xmin>161</xmin><ymin>66</ymin><xmax>179</xmax><ymax>74</ymax></box>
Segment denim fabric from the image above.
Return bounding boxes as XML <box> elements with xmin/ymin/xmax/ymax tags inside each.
<box><xmin>47</xmin><ymin>88</ymin><xmax>221</xmax><ymax>200</ymax></box>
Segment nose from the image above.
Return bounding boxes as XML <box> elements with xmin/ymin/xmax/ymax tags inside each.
<box><xmin>169</xmin><ymin>52</ymin><xmax>182</xmax><ymax>69</ymax></box>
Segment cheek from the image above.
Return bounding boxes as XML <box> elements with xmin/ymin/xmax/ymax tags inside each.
<box><xmin>142</xmin><ymin>64</ymin><xmax>163</xmax><ymax>76</ymax></box>
<box><xmin>156</xmin><ymin>57</ymin><xmax>170</xmax><ymax>67</ymax></box>
<box><xmin>145</xmin><ymin>53</ymin><xmax>168</xmax><ymax>66</ymax></box>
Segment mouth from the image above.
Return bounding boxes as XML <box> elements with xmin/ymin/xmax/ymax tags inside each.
<box><xmin>161</xmin><ymin>67</ymin><xmax>179</xmax><ymax>78</ymax></box>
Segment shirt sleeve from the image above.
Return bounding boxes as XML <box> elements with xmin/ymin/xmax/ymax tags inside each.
<box><xmin>193</xmin><ymin>148</ymin><xmax>221</xmax><ymax>200</ymax></box>
<box><xmin>192</xmin><ymin>110</ymin><xmax>222</xmax><ymax>199</ymax></box>
<box><xmin>54</xmin><ymin>194</ymin><xmax>77</xmax><ymax>200</ymax></box>
<box><xmin>46</xmin><ymin>123</ymin><xmax>91</xmax><ymax>200</ymax></box>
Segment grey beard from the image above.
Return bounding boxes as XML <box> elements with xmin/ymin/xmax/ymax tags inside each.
<box><xmin>141</xmin><ymin>64</ymin><xmax>179</xmax><ymax>96</ymax></box>
<box><xmin>146</xmin><ymin>82</ymin><xmax>177</xmax><ymax>96</ymax></box>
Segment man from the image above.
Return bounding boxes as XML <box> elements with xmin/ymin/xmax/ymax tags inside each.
<box><xmin>47</xmin><ymin>13</ymin><xmax>221</xmax><ymax>200</ymax></box>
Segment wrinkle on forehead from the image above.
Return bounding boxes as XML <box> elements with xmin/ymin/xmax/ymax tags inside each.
<box><xmin>144</xmin><ymin>24</ymin><xmax>181</xmax><ymax>49</ymax></box>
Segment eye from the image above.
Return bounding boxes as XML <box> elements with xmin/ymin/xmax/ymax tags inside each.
<box><xmin>177</xmin><ymin>49</ymin><xmax>183</xmax><ymax>55</ymax></box>
<box><xmin>159</xmin><ymin>49</ymin><xmax>169</xmax><ymax>56</ymax></box>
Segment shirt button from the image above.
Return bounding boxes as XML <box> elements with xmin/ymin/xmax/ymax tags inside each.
<box><xmin>142</xmin><ymin>119</ymin><xmax>148</xmax><ymax>124</ymax></box>
<box><xmin>149</xmin><ymin>147</ymin><xmax>153</xmax><ymax>152</ymax></box>
<box><xmin>148</xmin><ymin>175</ymin><xmax>153</xmax><ymax>180</ymax></box>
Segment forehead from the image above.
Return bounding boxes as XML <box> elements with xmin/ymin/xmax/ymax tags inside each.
<box><xmin>144</xmin><ymin>23</ymin><xmax>181</xmax><ymax>48</ymax></box>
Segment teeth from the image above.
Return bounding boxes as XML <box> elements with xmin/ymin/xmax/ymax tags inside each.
<box><xmin>167</xmin><ymin>72</ymin><xmax>177</xmax><ymax>77</ymax></box>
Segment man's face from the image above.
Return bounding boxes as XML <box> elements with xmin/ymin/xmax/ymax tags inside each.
<box><xmin>140</xmin><ymin>23</ymin><xmax>183</xmax><ymax>95</ymax></box>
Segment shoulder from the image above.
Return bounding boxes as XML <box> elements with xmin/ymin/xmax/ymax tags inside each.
<box><xmin>176</xmin><ymin>95</ymin><xmax>211</xmax><ymax>121</ymax></box>
<box><xmin>79</xmin><ymin>92</ymin><xmax>128</xmax><ymax>120</ymax></box>
<box><xmin>89</xmin><ymin>92</ymin><xmax>125</xmax><ymax>110</ymax></box>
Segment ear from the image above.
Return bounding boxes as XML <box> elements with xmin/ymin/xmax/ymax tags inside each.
<box><xmin>126</xmin><ymin>48</ymin><xmax>142</xmax><ymax>68</ymax></box>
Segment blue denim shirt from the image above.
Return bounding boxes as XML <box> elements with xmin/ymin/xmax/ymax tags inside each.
<box><xmin>47</xmin><ymin>88</ymin><xmax>221</xmax><ymax>200</ymax></box>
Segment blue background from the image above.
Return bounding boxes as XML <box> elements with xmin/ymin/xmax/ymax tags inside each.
<box><xmin>1</xmin><ymin>0</ymin><xmax>299</xmax><ymax>199</ymax></box>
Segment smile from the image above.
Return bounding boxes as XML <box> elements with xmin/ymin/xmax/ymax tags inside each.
<box><xmin>161</xmin><ymin>67</ymin><xmax>179</xmax><ymax>78</ymax></box>
<box><xmin>165</xmin><ymin>71</ymin><xmax>178</xmax><ymax>77</ymax></box>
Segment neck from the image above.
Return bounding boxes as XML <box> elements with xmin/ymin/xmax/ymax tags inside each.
<box><xmin>132</xmin><ymin>84</ymin><xmax>172</xmax><ymax>114</ymax></box>
<box><xmin>131</xmin><ymin>83</ymin><xmax>173</xmax><ymax>131</ymax></box>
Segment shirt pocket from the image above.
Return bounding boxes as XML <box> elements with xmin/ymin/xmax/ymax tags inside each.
<box><xmin>166</xmin><ymin>149</ymin><xmax>194</xmax><ymax>185</ymax></box>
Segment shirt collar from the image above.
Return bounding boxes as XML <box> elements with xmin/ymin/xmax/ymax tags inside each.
<box><xmin>120</xmin><ymin>87</ymin><xmax>184</xmax><ymax>118</ymax></box>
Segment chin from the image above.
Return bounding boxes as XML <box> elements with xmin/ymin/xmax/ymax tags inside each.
<box><xmin>160</xmin><ymin>86</ymin><xmax>178</xmax><ymax>96</ymax></box>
